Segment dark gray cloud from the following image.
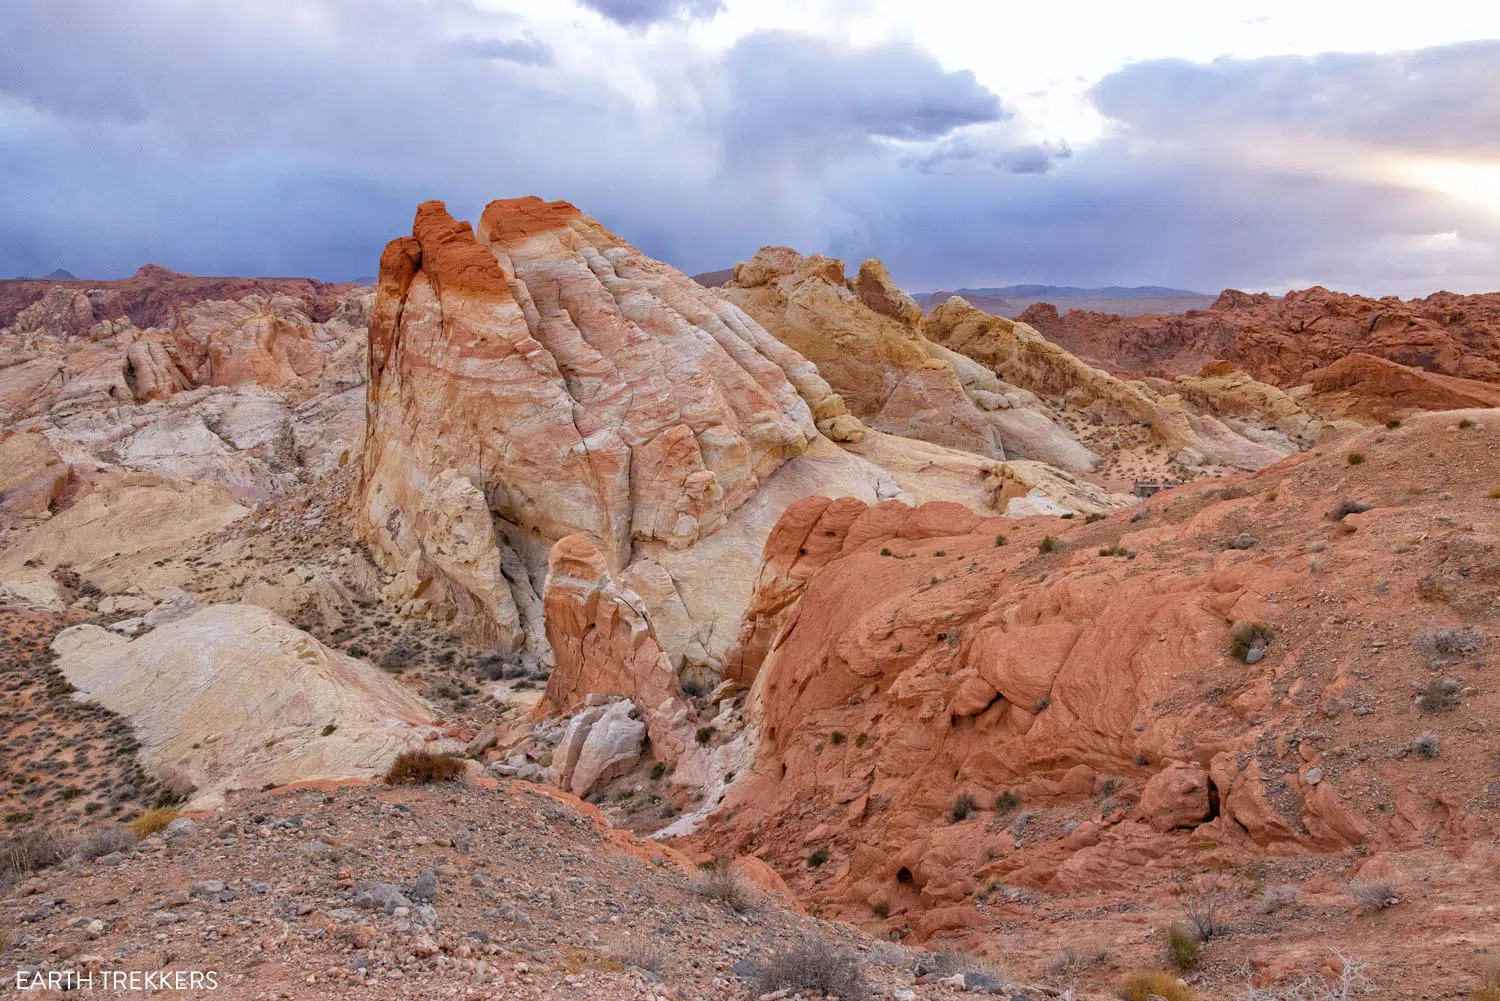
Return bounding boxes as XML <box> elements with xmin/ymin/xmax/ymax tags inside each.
<box><xmin>720</xmin><ymin>31</ymin><xmax>1005</xmax><ymax>166</ymax></box>
<box><xmin>577</xmin><ymin>0</ymin><xmax>724</xmax><ymax>28</ymax></box>
<box><xmin>1092</xmin><ymin>40</ymin><xmax>1500</xmax><ymax>153</ymax></box>
<box><xmin>0</xmin><ymin>2</ymin><xmax>1495</xmax><ymax>297</ymax></box>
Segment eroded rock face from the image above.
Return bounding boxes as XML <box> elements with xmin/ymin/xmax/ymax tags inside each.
<box><xmin>542</xmin><ymin>534</ymin><xmax>692</xmax><ymax>761</ymax></box>
<box><xmin>358</xmin><ymin>199</ymin><xmax>839</xmax><ymax>652</ymax></box>
<box><xmin>51</xmin><ymin>604</ymin><xmax>438</xmax><ymax>807</ymax></box>
<box><xmin>720</xmin><ymin>248</ymin><xmax>1006</xmax><ymax>459</ymax></box>
<box><xmin>686</xmin><ymin>410</ymin><xmax>1499</xmax><ymax>926</ymax></box>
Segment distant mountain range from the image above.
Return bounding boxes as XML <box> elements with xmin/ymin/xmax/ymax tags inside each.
<box><xmin>928</xmin><ymin>284</ymin><xmax>1206</xmax><ymax>299</ymax></box>
<box><xmin>914</xmin><ymin>284</ymin><xmax>1217</xmax><ymax>319</ymax></box>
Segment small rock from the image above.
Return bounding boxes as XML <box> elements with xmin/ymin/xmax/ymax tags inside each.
<box><xmin>1245</xmin><ymin>647</ymin><xmax>1265</xmax><ymax>664</ymax></box>
<box><xmin>1305</xmin><ymin>767</ymin><xmax>1323</xmax><ymax>785</ymax></box>
<box><xmin>963</xmin><ymin>970</ymin><xmax>1003</xmax><ymax>993</ymax></box>
<box><xmin>1230</xmin><ymin>532</ymin><xmax>1258</xmax><ymax>550</ymax></box>
<box><xmin>190</xmin><ymin>880</ymin><xmax>226</xmax><ymax>898</ymax></box>
<box><xmin>409</xmin><ymin>869</ymin><xmax>437</xmax><ymax>903</ymax></box>
<box><xmin>98</xmin><ymin>852</ymin><xmax>123</xmax><ymax>867</ymax></box>
<box><xmin>165</xmin><ymin>818</ymin><xmax>197</xmax><ymax>837</ymax></box>
<box><xmin>892</xmin><ymin>990</ymin><xmax>917</xmax><ymax>1001</ymax></box>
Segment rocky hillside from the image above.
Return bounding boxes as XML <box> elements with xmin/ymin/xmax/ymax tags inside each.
<box><xmin>6</xmin><ymin>199</ymin><xmax>1500</xmax><ymax>1000</ymax></box>
<box><xmin>1020</xmin><ymin>285</ymin><xmax>1500</xmax><ymax>386</ymax></box>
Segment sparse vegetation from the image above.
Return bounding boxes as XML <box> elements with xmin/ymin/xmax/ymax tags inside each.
<box><xmin>807</xmin><ymin>847</ymin><xmax>831</xmax><ymax>868</ymax></box>
<box><xmin>1347</xmin><ymin>452</ymin><xmax>1365</xmax><ymax>465</ymax></box>
<box><xmin>1099</xmin><ymin>545</ymin><xmax>1126</xmax><ymax>556</ymax></box>
<box><xmin>1414</xmin><ymin>625</ymin><xmax>1483</xmax><ymax>664</ymax></box>
<box><xmin>751</xmin><ymin>938</ymin><xmax>867</xmax><ymax>1001</ymax></box>
<box><xmin>1234</xmin><ymin>951</ymin><xmax>1374</xmax><ymax>1000</ymax></box>
<box><xmin>1039</xmin><ymin>535</ymin><xmax>1061</xmax><ymax>553</ymax></box>
<box><xmin>1329</xmin><ymin>499</ymin><xmax>1372</xmax><ymax>521</ymax></box>
<box><xmin>1256</xmin><ymin>884</ymin><xmax>1300</xmax><ymax>914</ymax></box>
<box><xmin>383</xmin><ymin>749</ymin><xmax>466</xmax><ymax>785</ymax></box>
<box><xmin>855</xmin><ymin>732</ymin><xmax>868</xmax><ymax>748</ymax></box>
<box><xmin>1229</xmin><ymin>621</ymin><xmax>1272</xmax><ymax>662</ymax></box>
<box><xmin>1347</xmin><ymin>877</ymin><xmax>1399</xmax><ymax>911</ymax></box>
<box><xmin>1047</xmin><ymin>936</ymin><xmax>1111</xmax><ymax>976</ymax></box>
<box><xmin>1410</xmin><ymin>732</ymin><xmax>1441</xmax><ymax>758</ymax></box>
<box><xmin>872</xmin><ymin>900</ymin><xmax>890</xmax><ymax>918</ymax></box>
<box><xmin>77</xmin><ymin>825</ymin><xmax>136</xmax><ymax>860</ymax></box>
<box><xmin>995</xmin><ymin>534</ymin><xmax>1006</xmax><ymax>547</ymax></box>
<box><xmin>1416</xmin><ymin>677</ymin><xmax>1462</xmax><ymax>714</ymax></box>
<box><xmin>1164</xmin><ymin>924</ymin><xmax>1201</xmax><ymax>970</ymax></box>
<box><xmin>1120</xmin><ymin>968</ymin><xmax>1197</xmax><ymax>1001</ymax></box>
<box><xmin>692</xmin><ymin>863</ymin><xmax>755</xmax><ymax>913</ymax></box>
<box><xmin>695</xmin><ymin>726</ymin><xmax>715</xmax><ymax>745</ymax></box>
<box><xmin>1086</xmin><ymin>512</ymin><xmax>1107</xmax><ymax>524</ymax></box>
<box><xmin>320</xmin><ymin>723</ymin><xmax>337</xmax><ymax>736</ymax></box>
<box><xmin>994</xmin><ymin>789</ymin><xmax>1021</xmax><ymax>814</ymax></box>
<box><xmin>1183</xmin><ymin>884</ymin><xmax>1230</xmax><ymax>941</ymax></box>
<box><xmin>1473</xmin><ymin>955</ymin><xmax>1500</xmax><ymax>1001</ymax></box>
<box><xmin>127</xmin><ymin>807</ymin><xmax>180</xmax><ymax>838</ymax></box>
<box><xmin>615</xmin><ymin>933</ymin><xmax>670</xmax><ymax>974</ymax></box>
<box><xmin>948</xmin><ymin>793</ymin><xmax>976</xmax><ymax>823</ymax></box>
<box><xmin>1459</xmin><ymin>417</ymin><xmax>1476</xmax><ymax>428</ymax></box>
<box><xmin>1</xmin><ymin>826</ymin><xmax>75</xmax><ymax>890</ymax></box>
<box><xmin>1386</xmin><ymin>419</ymin><xmax>1401</xmax><ymax>429</ymax></box>
<box><xmin>830</xmin><ymin>730</ymin><xmax>846</xmax><ymax>746</ymax></box>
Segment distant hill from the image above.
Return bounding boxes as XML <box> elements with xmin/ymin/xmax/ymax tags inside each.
<box><xmin>914</xmin><ymin>284</ymin><xmax>1216</xmax><ymax>318</ymax></box>
<box><xmin>691</xmin><ymin>268</ymin><xmax>735</xmax><ymax>288</ymax></box>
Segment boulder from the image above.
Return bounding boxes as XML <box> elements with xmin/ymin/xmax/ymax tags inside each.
<box><xmin>1140</xmin><ymin>762</ymin><xmax>1212</xmax><ymax>831</ymax></box>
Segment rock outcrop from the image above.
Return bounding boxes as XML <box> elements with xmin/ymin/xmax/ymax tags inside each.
<box><xmin>51</xmin><ymin>604</ymin><xmax>438</xmax><ymax>807</ymax></box>
<box><xmin>720</xmin><ymin>248</ymin><xmax>1103</xmax><ymax>470</ymax></box>
<box><xmin>687</xmin><ymin>410</ymin><xmax>1500</xmax><ymax>931</ymax></box>
<box><xmin>1019</xmin><ymin>285</ymin><xmax>1500</xmax><ymax>386</ymax></box>
<box><xmin>923</xmin><ymin>296</ymin><xmax>1293</xmax><ymax>470</ymax></box>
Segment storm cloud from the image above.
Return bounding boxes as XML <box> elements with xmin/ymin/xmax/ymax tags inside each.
<box><xmin>0</xmin><ymin>0</ymin><xmax>1496</xmax><ymax>297</ymax></box>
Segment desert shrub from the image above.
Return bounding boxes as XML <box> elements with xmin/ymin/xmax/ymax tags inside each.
<box><xmin>1347</xmin><ymin>878</ymin><xmax>1399</xmax><ymax>911</ymax></box>
<box><xmin>695</xmin><ymin>726</ymin><xmax>715</xmax><ymax>746</ymax></box>
<box><xmin>1256</xmin><ymin>884</ymin><xmax>1300</xmax><ymax>914</ymax></box>
<box><xmin>127</xmin><ymin>808</ymin><xmax>180</xmax><ymax>838</ymax></box>
<box><xmin>1473</xmin><ymin>956</ymin><xmax>1500</xmax><ymax>1001</ymax></box>
<box><xmin>855</xmin><ymin>733</ymin><xmax>868</xmax><ymax>748</ymax></box>
<box><xmin>948</xmin><ymin>793</ymin><xmax>977</xmax><ymax>823</ymax></box>
<box><xmin>830</xmin><ymin>731</ymin><xmax>846</xmax><ymax>746</ymax></box>
<box><xmin>1229</xmin><ymin>622</ymin><xmax>1272</xmax><ymax>662</ymax></box>
<box><xmin>692</xmin><ymin>863</ymin><xmax>755</xmax><ymax>913</ymax></box>
<box><xmin>1347</xmin><ymin>452</ymin><xmax>1365</xmax><ymax>465</ymax></box>
<box><xmin>872</xmin><ymin>900</ymin><xmax>890</xmax><ymax>918</ymax></box>
<box><xmin>650</xmin><ymin>762</ymin><xmax>667</xmax><ymax>781</ymax></box>
<box><xmin>994</xmin><ymin>534</ymin><xmax>1007</xmax><ymax>547</ymax></box>
<box><xmin>384</xmin><ymin>749</ymin><xmax>466</xmax><ymax>785</ymax></box>
<box><xmin>1039</xmin><ymin>535</ymin><xmax>1061</xmax><ymax>554</ymax></box>
<box><xmin>1417</xmin><ymin>677</ymin><xmax>1462</xmax><ymax>714</ymax></box>
<box><xmin>752</xmin><ymin>938</ymin><xmax>867</xmax><ymax>1000</ymax></box>
<box><xmin>994</xmin><ymin>790</ymin><xmax>1021</xmax><ymax>814</ymax></box>
<box><xmin>1414</xmin><ymin>625</ymin><xmax>1484</xmax><ymax>663</ymax></box>
<box><xmin>1164</xmin><ymin>924</ymin><xmax>1200</xmax><ymax>970</ymax></box>
<box><xmin>1119</xmin><ymin>968</ymin><xmax>1197</xmax><ymax>1001</ymax></box>
<box><xmin>1184</xmin><ymin>885</ymin><xmax>1230</xmax><ymax>940</ymax></box>
<box><xmin>1386</xmin><ymin>419</ymin><xmax>1402</xmax><ymax>429</ymax></box>
<box><xmin>1410</xmin><ymin>733</ymin><xmax>1441</xmax><ymax>758</ymax></box>
<box><xmin>1329</xmin><ymin>499</ymin><xmax>1372</xmax><ymax>521</ymax></box>
<box><xmin>1235</xmin><ymin>952</ymin><xmax>1373</xmax><ymax>1000</ymax></box>
<box><xmin>1</xmin><ymin>827</ymin><xmax>76</xmax><ymax>888</ymax></box>
<box><xmin>807</xmin><ymin>847</ymin><xmax>831</xmax><ymax>868</ymax></box>
<box><xmin>919</xmin><ymin>950</ymin><xmax>1009</xmax><ymax>983</ymax></box>
<box><xmin>77</xmin><ymin>826</ymin><xmax>136</xmax><ymax>861</ymax></box>
<box><xmin>1459</xmin><ymin>417</ymin><xmax>1476</xmax><ymax>428</ymax></box>
<box><xmin>615</xmin><ymin>932</ymin><xmax>670</xmax><ymax>974</ymax></box>
<box><xmin>1047</xmin><ymin>936</ymin><xmax>1111</xmax><ymax>976</ymax></box>
<box><xmin>321</xmin><ymin>723</ymin><xmax>338</xmax><ymax>736</ymax></box>
<box><xmin>1086</xmin><ymin>512</ymin><xmax>1107</xmax><ymax>524</ymax></box>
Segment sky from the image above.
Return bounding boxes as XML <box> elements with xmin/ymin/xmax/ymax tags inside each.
<box><xmin>2</xmin><ymin>0</ymin><xmax>1499</xmax><ymax>296</ymax></box>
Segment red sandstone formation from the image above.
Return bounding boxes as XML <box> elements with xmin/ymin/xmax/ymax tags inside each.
<box><xmin>1019</xmin><ymin>285</ymin><xmax>1500</xmax><ymax>386</ymax></box>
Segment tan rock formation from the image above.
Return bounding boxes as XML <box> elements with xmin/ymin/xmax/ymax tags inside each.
<box><xmin>923</xmin><ymin>296</ymin><xmax>1291</xmax><ymax>469</ymax></box>
<box><xmin>51</xmin><ymin>604</ymin><xmax>438</xmax><ymax>807</ymax></box>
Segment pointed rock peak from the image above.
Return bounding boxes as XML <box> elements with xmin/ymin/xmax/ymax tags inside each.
<box><xmin>409</xmin><ymin>200</ymin><xmax>513</xmax><ymax>303</ymax></box>
<box><xmin>478</xmin><ymin>195</ymin><xmax>584</xmax><ymax>248</ymax></box>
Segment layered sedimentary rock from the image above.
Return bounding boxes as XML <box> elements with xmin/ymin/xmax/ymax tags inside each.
<box><xmin>688</xmin><ymin>410</ymin><xmax>1499</xmax><ymax>927</ymax></box>
<box><xmin>720</xmin><ymin>248</ymin><xmax>1102</xmax><ymax>471</ymax></box>
<box><xmin>923</xmin><ymin>296</ymin><xmax>1292</xmax><ymax>469</ymax></box>
<box><xmin>1018</xmin><ymin>285</ymin><xmax>1500</xmax><ymax>385</ymax></box>
<box><xmin>1299</xmin><ymin>351</ymin><xmax>1500</xmax><ymax>421</ymax></box>
<box><xmin>51</xmin><ymin>604</ymin><xmax>437</xmax><ymax>807</ymax></box>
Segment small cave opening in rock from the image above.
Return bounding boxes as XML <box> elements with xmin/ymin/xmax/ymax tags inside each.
<box><xmin>1206</xmin><ymin>776</ymin><xmax>1222</xmax><ymax>822</ymax></box>
<box><xmin>896</xmin><ymin>866</ymin><xmax>913</xmax><ymax>884</ymax></box>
